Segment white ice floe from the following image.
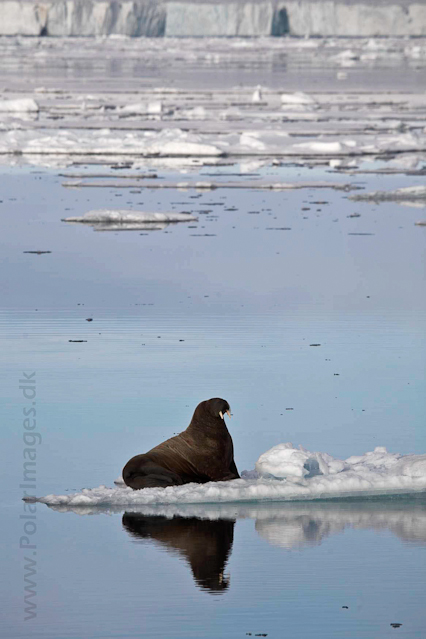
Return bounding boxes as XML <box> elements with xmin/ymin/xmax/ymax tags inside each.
<box><xmin>0</xmin><ymin>122</ymin><xmax>424</xmax><ymax>166</ymax></box>
<box><xmin>118</xmin><ymin>101</ymin><xmax>163</xmax><ymax>115</ymax></box>
<box><xmin>0</xmin><ymin>128</ymin><xmax>223</xmax><ymax>158</ymax></box>
<box><xmin>26</xmin><ymin>445</ymin><xmax>426</xmax><ymax>508</ymax></box>
<box><xmin>0</xmin><ymin>98</ymin><xmax>39</xmax><ymax>112</ymax></box>
<box><xmin>61</xmin><ymin>180</ymin><xmax>353</xmax><ymax>192</ymax></box>
<box><xmin>292</xmin><ymin>141</ymin><xmax>343</xmax><ymax>154</ymax></box>
<box><xmin>280</xmin><ymin>92</ymin><xmax>317</xmax><ymax>106</ymax></box>
<box><xmin>350</xmin><ymin>185</ymin><xmax>426</xmax><ymax>203</ymax></box>
<box><xmin>62</xmin><ymin>210</ymin><xmax>197</xmax><ymax>224</ymax></box>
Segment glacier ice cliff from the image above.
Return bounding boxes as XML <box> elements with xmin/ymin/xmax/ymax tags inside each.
<box><xmin>1</xmin><ymin>0</ymin><xmax>426</xmax><ymax>37</ymax></box>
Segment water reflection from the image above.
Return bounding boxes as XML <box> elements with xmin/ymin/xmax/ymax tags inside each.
<box><xmin>62</xmin><ymin>221</ymin><xmax>169</xmax><ymax>232</ymax></box>
<box><xmin>50</xmin><ymin>498</ymin><xmax>426</xmax><ymax>593</ymax></box>
<box><xmin>252</xmin><ymin>500</ymin><xmax>426</xmax><ymax>549</ymax></box>
<box><xmin>122</xmin><ymin>513</ymin><xmax>235</xmax><ymax>594</ymax></box>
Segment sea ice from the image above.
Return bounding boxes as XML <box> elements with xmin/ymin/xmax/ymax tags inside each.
<box><xmin>62</xmin><ymin>210</ymin><xmax>198</xmax><ymax>224</ymax></box>
<box><xmin>350</xmin><ymin>185</ymin><xmax>426</xmax><ymax>203</ymax></box>
<box><xmin>255</xmin><ymin>442</ymin><xmax>348</xmax><ymax>478</ymax></box>
<box><xmin>280</xmin><ymin>92</ymin><xmax>317</xmax><ymax>106</ymax></box>
<box><xmin>118</xmin><ymin>102</ymin><xmax>163</xmax><ymax>115</ymax></box>
<box><xmin>293</xmin><ymin>141</ymin><xmax>343</xmax><ymax>154</ymax></box>
<box><xmin>0</xmin><ymin>98</ymin><xmax>39</xmax><ymax>112</ymax></box>
<box><xmin>25</xmin><ymin>445</ymin><xmax>426</xmax><ymax>508</ymax></box>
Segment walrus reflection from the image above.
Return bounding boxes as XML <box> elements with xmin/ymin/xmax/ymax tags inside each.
<box><xmin>122</xmin><ymin>513</ymin><xmax>235</xmax><ymax>594</ymax></box>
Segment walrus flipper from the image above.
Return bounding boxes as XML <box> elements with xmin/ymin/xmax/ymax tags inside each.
<box><xmin>228</xmin><ymin>459</ymin><xmax>240</xmax><ymax>480</ymax></box>
<box><xmin>123</xmin><ymin>456</ymin><xmax>185</xmax><ymax>490</ymax></box>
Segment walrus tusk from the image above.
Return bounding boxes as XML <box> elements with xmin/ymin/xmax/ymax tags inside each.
<box><xmin>219</xmin><ymin>411</ymin><xmax>223</xmax><ymax>419</ymax></box>
<box><xmin>226</xmin><ymin>409</ymin><xmax>231</xmax><ymax>418</ymax></box>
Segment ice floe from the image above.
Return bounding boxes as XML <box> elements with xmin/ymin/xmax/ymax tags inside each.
<box><xmin>62</xmin><ymin>210</ymin><xmax>198</xmax><ymax>224</ymax></box>
<box><xmin>350</xmin><ymin>185</ymin><xmax>426</xmax><ymax>203</ymax></box>
<box><xmin>0</xmin><ymin>128</ymin><xmax>224</xmax><ymax>158</ymax></box>
<box><xmin>280</xmin><ymin>92</ymin><xmax>317</xmax><ymax>106</ymax></box>
<box><xmin>1</xmin><ymin>123</ymin><xmax>424</xmax><ymax>167</ymax></box>
<box><xmin>0</xmin><ymin>98</ymin><xmax>39</xmax><ymax>112</ymax></box>
<box><xmin>25</xmin><ymin>445</ymin><xmax>426</xmax><ymax>508</ymax></box>
<box><xmin>61</xmin><ymin>179</ymin><xmax>355</xmax><ymax>191</ymax></box>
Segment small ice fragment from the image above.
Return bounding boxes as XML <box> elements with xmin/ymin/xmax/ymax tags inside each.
<box><xmin>148</xmin><ymin>102</ymin><xmax>162</xmax><ymax>114</ymax></box>
<box><xmin>280</xmin><ymin>92</ymin><xmax>316</xmax><ymax>105</ymax></box>
<box><xmin>252</xmin><ymin>86</ymin><xmax>263</xmax><ymax>103</ymax></box>
<box><xmin>0</xmin><ymin>98</ymin><xmax>39</xmax><ymax>112</ymax></box>
<box><xmin>118</xmin><ymin>102</ymin><xmax>163</xmax><ymax>115</ymax></box>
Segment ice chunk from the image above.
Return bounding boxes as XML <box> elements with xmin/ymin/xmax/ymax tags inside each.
<box><xmin>256</xmin><ymin>443</ymin><xmax>311</xmax><ymax>479</ymax></box>
<box><xmin>148</xmin><ymin>102</ymin><xmax>163</xmax><ymax>115</ymax></box>
<box><xmin>280</xmin><ymin>92</ymin><xmax>316</xmax><ymax>106</ymax></box>
<box><xmin>0</xmin><ymin>98</ymin><xmax>39</xmax><ymax>112</ymax></box>
<box><xmin>118</xmin><ymin>102</ymin><xmax>163</xmax><ymax>115</ymax></box>
<box><xmin>252</xmin><ymin>86</ymin><xmax>263</xmax><ymax>103</ymax></box>
<box><xmin>158</xmin><ymin>141</ymin><xmax>222</xmax><ymax>156</ymax></box>
<box><xmin>239</xmin><ymin>134</ymin><xmax>266</xmax><ymax>151</ymax></box>
<box><xmin>350</xmin><ymin>186</ymin><xmax>426</xmax><ymax>203</ymax></box>
<box><xmin>293</xmin><ymin>141</ymin><xmax>343</xmax><ymax>154</ymax></box>
<box><xmin>256</xmin><ymin>442</ymin><xmax>348</xmax><ymax>479</ymax></box>
<box><xmin>62</xmin><ymin>210</ymin><xmax>198</xmax><ymax>224</ymax></box>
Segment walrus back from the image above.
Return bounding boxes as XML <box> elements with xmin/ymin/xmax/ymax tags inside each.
<box><xmin>122</xmin><ymin>432</ymin><xmax>210</xmax><ymax>488</ymax></box>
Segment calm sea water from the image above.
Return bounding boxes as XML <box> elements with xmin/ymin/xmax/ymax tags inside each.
<box><xmin>1</xmin><ymin>164</ymin><xmax>425</xmax><ymax>638</ymax></box>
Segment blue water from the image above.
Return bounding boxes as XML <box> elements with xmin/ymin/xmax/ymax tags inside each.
<box><xmin>1</xmin><ymin>165</ymin><xmax>425</xmax><ymax>638</ymax></box>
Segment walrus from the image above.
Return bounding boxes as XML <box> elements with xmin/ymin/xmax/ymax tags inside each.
<box><xmin>122</xmin><ymin>513</ymin><xmax>235</xmax><ymax>593</ymax></box>
<box><xmin>122</xmin><ymin>398</ymin><xmax>240</xmax><ymax>489</ymax></box>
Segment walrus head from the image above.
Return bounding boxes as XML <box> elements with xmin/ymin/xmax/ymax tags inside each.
<box><xmin>206</xmin><ymin>398</ymin><xmax>232</xmax><ymax>420</ymax></box>
<box><xmin>192</xmin><ymin>398</ymin><xmax>231</xmax><ymax>422</ymax></box>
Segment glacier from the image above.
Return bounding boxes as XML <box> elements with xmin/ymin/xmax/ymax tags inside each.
<box><xmin>1</xmin><ymin>0</ymin><xmax>426</xmax><ymax>37</ymax></box>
